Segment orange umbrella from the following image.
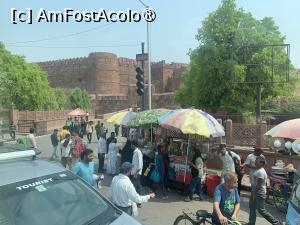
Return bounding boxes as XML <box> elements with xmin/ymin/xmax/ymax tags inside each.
<box><xmin>68</xmin><ymin>108</ymin><xmax>86</xmax><ymax>116</ymax></box>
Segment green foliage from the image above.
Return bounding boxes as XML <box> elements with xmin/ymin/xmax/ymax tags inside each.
<box><xmin>241</xmin><ymin>112</ymin><xmax>256</xmax><ymax>124</ymax></box>
<box><xmin>262</xmin><ymin>93</ymin><xmax>300</xmax><ymax>114</ymax></box>
<box><xmin>0</xmin><ymin>43</ymin><xmax>67</xmax><ymax>110</ymax></box>
<box><xmin>279</xmin><ymin>96</ymin><xmax>300</xmax><ymax>114</ymax></box>
<box><xmin>53</xmin><ymin>88</ymin><xmax>67</xmax><ymax>109</ymax></box>
<box><xmin>175</xmin><ymin>0</ymin><xmax>294</xmax><ymax>114</ymax></box>
<box><xmin>69</xmin><ymin>87</ymin><xmax>91</xmax><ymax>110</ymax></box>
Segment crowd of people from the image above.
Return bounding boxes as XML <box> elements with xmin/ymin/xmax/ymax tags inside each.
<box><xmin>47</xmin><ymin>118</ymin><xmax>159</xmax><ymax>216</ymax></box>
<box><xmin>212</xmin><ymin>144</ymin><xmax>282</xmax><ymax>225</ymax></box>
<box><xmin>43</xmin><ymin>118</ymin><xmax>284</xmax><ymax>224</ymax></box>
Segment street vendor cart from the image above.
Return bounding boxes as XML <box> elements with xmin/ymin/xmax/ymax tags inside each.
<box><xmin>167</xmin><ymin>138</ymin><xmax>192</xmax><ymax>184</ymax></box>
<box><xmin>157</xmin><ymin>108</ymin><xmax>225</xmax><ymax>194</ymax></box>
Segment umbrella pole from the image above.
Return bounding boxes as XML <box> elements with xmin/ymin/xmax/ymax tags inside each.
<box><xmin>273</xmin><ymin>147</ymin><xmax>277</xmax><ymax>166</ymax></box>
<box><xmin>184</xmin><ymin>137</ymin><xmax>191</xmax><ymax>184</ymax></box>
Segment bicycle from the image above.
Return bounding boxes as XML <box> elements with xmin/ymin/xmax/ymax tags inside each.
<box><xmin>173</xmin><ymin>209</ymin><xmax>245</xmax><ymax>225</ymax></box>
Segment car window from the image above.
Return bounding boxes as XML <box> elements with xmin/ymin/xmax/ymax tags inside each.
<box><xmin>291</xmin><ymin>181</ymin><xmax>300</xmax><ymax>209</ymax></box>
<box><xmin>0</xmin><ymin>171</ymin><xmax>117</xmax><ymax>225</ymax></box>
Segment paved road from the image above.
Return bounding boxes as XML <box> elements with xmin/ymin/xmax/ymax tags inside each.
<box><xmin>3</xmin><ymin>128</ymin><xmax>286</xmax><ymax>225</ymax></box>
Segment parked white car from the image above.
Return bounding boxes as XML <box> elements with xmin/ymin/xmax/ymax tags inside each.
<box><xmin>0</xmin><ymin>148</ymin><xmax>142</xmax><ymax>225</ymax></box>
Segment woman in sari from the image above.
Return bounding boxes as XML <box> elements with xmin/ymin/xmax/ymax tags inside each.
<box><xmin>107</xmin><ymin>138</ymin><xmax>119</xmax><ymax>175</ymax></box>
<box><xmin>152</xmin><ymin>144</ymin><xmax>168</xmax><ymax>199</ymax></box>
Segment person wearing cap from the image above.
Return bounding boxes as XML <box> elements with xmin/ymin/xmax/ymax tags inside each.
<box><xmin>244</xmin><ymin>147</ymin><xmax>264</xmax><ymax>187</ymax></box>
<box><xmin>248</xmin><ymin>155</ymin><xmax>281</xmax><ymax>225</ymax></box>
<box><xmin>216</xmin><ymin>143</ymin><xmax>240</xmax><ymax>183</ymax></box>
<box><xmin>50</xmin><ymin>128</ymin><xmax>59</xmax><ymax>160</ymax></box>
<box><xmin>109</xmin><ymin>162</ymin><xmax>155</xmax><ymax>216</ymax></box>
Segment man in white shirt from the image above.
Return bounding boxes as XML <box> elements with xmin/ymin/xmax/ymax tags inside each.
<box><xmin>216</xmin><ymin>143</ymin><xmax>240</xmax><ymax>183</ymax></box>
<box><xmin>109</xmin><ymin>162</ymin><xmax>155</xmax><ymax>216</ymax></box>
<box><xmin>61</xmin><ymin>133</ymin><xmax>72</xmax><ymax>168</ymax></box>
<box><xmin>244</xmin><ymin>147</ymin><xmax>263</xmax><ymax>187</ymax></box>
<box><xmin>131</xmin><ymin>140</ymin><xmax>143</xmax><ymax>196</ymax></box>
<box><xmin>97</xmin><ymin>134</ymin><xmax>107</xmax><ymax>173</ymax></box>
<box><xmin>27</xmin><ymin>127</ymin><xmax>37</xmax><ymax>149</ymax></box>
<box><xmin>248</xmin><ymin>156</ymin><xmax>280</xmax><ymax>225</ymax></box>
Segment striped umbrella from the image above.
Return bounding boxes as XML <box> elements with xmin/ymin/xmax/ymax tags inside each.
<box><xmin>106</xmin><ymin>111</ymin><xmax>136</xmax><ymax>125</ymax></box>
<box><xmin>158</xmin><ymin>108</ymin><xmax>224</xmax><ymax>138</ymax></box>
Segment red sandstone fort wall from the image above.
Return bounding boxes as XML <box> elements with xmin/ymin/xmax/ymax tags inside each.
<box><xmin>37</xmin><ymin>52</ymin><xmax>187</xmax><ymax>114</ymax></box>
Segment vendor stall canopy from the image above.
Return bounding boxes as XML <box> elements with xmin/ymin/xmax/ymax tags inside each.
<box><xmin>158</xmin><ymin>108</ymin><xmax>225</xmax><ymax>138</ymax></box>
<box><xmin>126</xmin><ymin>108</ymin><xmax>170</xmax><ymax>128</ymax></box>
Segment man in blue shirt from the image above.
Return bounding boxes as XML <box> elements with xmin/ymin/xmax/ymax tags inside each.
<box><xmin>72</xmin><ymin>149</ymin><xmax>99</xmax><ymax>187</ymax></box>
<box><xmin>212</xmin><ymin>172</ymin><xmax>240</xmax><ymax>225</ymax></box>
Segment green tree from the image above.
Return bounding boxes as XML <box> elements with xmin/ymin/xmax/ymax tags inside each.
<box><xmin>175</xmin><ymin>0</ymin><xmax>293</xmax><ymax>114</ymax></box>
<box><xmin>0</xmin><ymin>43</ymin><xmax>67</xmax><ymax>110</ymax></box>
<box><xmin>69</xmin><ymin>87</ymin><xmax>91</xmax><ymax>109</ymax></box>
<box><xmin>43</xmin><ymin>88</ymin><xmax>67</xmax><ymax>110</ymax></box>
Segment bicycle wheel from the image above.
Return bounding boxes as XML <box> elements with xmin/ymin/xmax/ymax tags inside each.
<box><xmin>173</xmin><ymin>215</ymin><xmax>196</xmax><ymax>225</ymax></box>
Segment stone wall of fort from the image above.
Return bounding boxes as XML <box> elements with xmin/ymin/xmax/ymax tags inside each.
<box><xmin>37</xmin><ymin>52</ymin><xmax>187</xmax><ymax>114</ymax></box>
<box><xmin>152</xmin><ymin>60</ymin><xmax>188</xmax><ymax>93</ymax></box>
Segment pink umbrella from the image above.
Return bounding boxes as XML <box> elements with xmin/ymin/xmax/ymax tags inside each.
<box><xmin>265</xmin><ymin>118</ymin><xmax>300</xmax><ymax>139</ymax></box>
<box><xmin>68</xmin><ymin>108</ymin><xmax>86</xmax><ymax>116</ymax></box>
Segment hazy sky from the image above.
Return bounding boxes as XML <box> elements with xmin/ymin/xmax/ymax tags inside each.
<box><xmin>1</xmin><ymin>0</ymin><xmax>299</xmax><ymax>67</ymax></box>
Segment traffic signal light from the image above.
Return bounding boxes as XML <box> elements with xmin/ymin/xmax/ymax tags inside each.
<box><xmin>136</xmin><ymin>67</ymin><xmax>144</xmax><ymax>96</ymax></box>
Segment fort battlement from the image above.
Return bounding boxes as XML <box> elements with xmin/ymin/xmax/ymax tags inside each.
<box><xmin>37</xmin><ymin>57</ymin><xmax>89</xmax><ymax>67</ymax></box>
<box><xmin>37</xmin><ymin>51</ymin><xmax>187</xmax><ymax>112</ymax></box>
<box><xmin>118</xmin><ymin>57</ymin><xmax>136</xmax><ymax>65</ymax></box>
<box><xmin>151</xmin><ymin>60</ymin><xmax>188</xmax><ymax>69</ymax></box>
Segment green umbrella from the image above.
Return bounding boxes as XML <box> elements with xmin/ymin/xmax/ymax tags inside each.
<box><xmin>126</xmin><ymin>109</ymin><xmax>169</xmax><ymax>128</ymax></box>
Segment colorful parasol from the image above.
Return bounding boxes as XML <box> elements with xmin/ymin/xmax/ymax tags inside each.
<box><xmin>106</xmin><ymin>111</ymin><xmax>136</xmax><ymax>125</ymax></box>
<box><xmin>158</xmin><ymin>108</ymin><xmax>224</xmax><ymax>183</ymax></box>
<box><xmin>264</xmin><ymin>118</ymin><xmax>300</xmax><ymax>139</ymax></box>
<box><xmin>126</xmin><ymin>108</ymin><xmax>170</xmax><ymax>128</ymax></box>
<box><xmin>68</xmin><ymin>108</ymin><xmax>87</xmax><ymax>116</ymax></box>
<box><xmin>158</xmin><ymin>108</ymin><xmax>225</xmax><ymax>138</ymax></box>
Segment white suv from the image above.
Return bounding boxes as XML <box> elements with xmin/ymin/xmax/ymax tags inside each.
<box><xmin>0</xmin><ymin>148</ymin><xmax>142</xmax><ymax>225</ymax></box>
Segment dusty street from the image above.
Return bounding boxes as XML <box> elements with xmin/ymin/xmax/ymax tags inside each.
<box><xmin>19</xmin><ymin>131</ymin><xmax>286</xmax><ymax>225</ymax></box>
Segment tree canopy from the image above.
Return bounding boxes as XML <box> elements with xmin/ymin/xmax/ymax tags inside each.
<box><xmin>175</xmin><ymin>0</ymin><xmax>294</xmax><ymax>114</ymax></box>
<box><xmin>0</xmin><ymin>43</ymin><xmax>66</xmax><ymax>110</ymax></box>
<box><xmin>69</xmin><ymin>87</ymin><xmax>91</xmax><ymax>110</ymax></box>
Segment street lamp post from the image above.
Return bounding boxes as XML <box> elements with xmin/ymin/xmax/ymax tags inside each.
<box><xmin>137</xmin><ymin>0</ymin><xmax>152</xmax><ymax>110</ymax></box>
<box><xmin>147</xmin><ymin>19</ymin><xmax>152</xmax><ymax>110</ymax></box>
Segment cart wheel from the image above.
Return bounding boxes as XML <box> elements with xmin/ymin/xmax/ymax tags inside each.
<box><xmin>273</xmin><ymin>188</ymin><xmax>289</xmax><ymax>213</ymax></box>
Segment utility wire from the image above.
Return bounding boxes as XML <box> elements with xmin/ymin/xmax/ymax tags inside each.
<box><xmin>137</xmin><ymin>0</ymin><xmax>149</xmax><ymax>8</ymax></box>
<box><xmin>6</xmin><ymin>23</ymin><xmax>115</xmax><ymax>45</ymax></box>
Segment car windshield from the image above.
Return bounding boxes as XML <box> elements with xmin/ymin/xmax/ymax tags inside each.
<box><xmin>0</xmin><ymin>171</ymin><xmax>118</xmax><ymax>225</ymax></box>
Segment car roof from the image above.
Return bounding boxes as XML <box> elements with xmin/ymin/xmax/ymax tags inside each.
<box><xmin>0</xmin><ymin>158</ymin><xmax>66</xmax><ymax>186</ymax></box>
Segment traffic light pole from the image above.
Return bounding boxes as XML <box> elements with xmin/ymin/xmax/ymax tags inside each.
<box><xmin>141</xmin><ymin>42</ymin><xmax>145</xmax><ymax>111</ymax></box>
